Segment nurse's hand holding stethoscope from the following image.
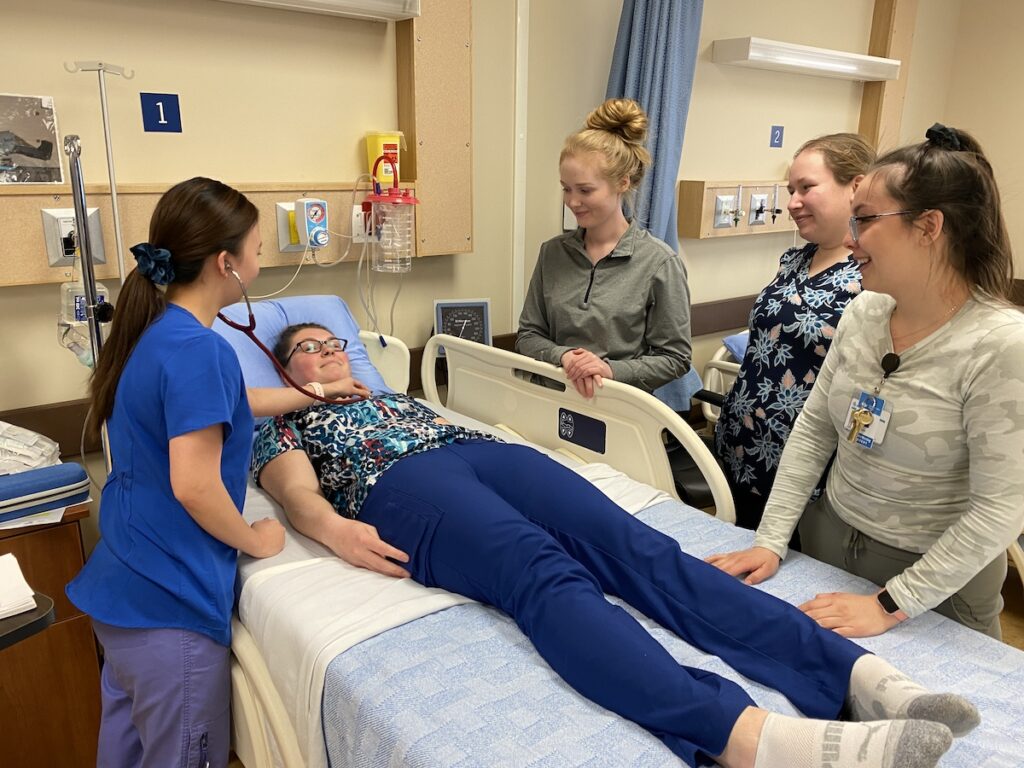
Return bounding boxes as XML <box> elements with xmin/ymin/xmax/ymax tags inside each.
<box><xmin>322</xmin><ymin>376</ymin><xmax>372</xmax><ymax>401</ymax></box>
<box><xmin>561</xmin><ymin>348</ymin><xmax>614</xmax><ymax>399</ymax></box>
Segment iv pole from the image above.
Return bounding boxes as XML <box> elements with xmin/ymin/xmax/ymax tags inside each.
<box><xmin>64</xmin><ymin>136</ymin><xmax>104</xmax><ymax>365</ymax></box>
<box><xmin>63</xmin><ymin>60</ymin><xmax>133</xmax><ymax>285</ymax></box>
<box><xmin>64</xmin><ymin>135</ymin><xmax>112</xmax><ymax>473</ymax></box>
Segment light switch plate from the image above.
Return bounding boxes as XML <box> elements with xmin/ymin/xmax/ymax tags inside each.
<box><xmin>713</xmin><ymin>195</ymin><xmax>735</xmax><ymax>229</ymax></box>
<box><xmin>748</xmin><ymin>193</ymin><xmax>769</xmax><ymax>225</ymax></box>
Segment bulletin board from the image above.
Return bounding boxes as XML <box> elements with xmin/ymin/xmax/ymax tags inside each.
<box><xmin>0</xmin><ymin>94</ymin><xmax>63</xmax><ymax>185</ymax></box>
<box><xmin>397</xmin><ymin>0</ymin><xmax>473</xmax><ymax>257</ymax></box>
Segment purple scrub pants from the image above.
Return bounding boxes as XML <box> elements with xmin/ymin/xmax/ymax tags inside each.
<box><xmin>359</xmin><ymin>440</ymin><xmax>865</xmax><ymax>767</ymax></box>
<box><xmin>91</xmin><ymin>620</ymin><xmax>230</xmax><ymax>768</ymax></box>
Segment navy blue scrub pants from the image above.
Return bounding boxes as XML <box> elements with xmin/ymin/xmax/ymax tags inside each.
<box><xmin>359</xmin><ymin>440</ymin><xmax>865</xmax><ymax>766</ymax></box>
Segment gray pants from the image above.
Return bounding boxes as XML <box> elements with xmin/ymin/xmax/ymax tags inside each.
<box><xmin>798</xmin><ymin>493</ymin><xmax>1006</xmax><ymax>639</ymax></box>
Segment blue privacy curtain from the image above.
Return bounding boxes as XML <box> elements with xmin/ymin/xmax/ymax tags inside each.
<box><xmin>606</xmin><ymin>0</ymin><xmax>704</xmax><ymax>254</ymax></box>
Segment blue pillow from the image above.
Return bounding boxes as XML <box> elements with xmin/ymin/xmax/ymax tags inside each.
<box><xmin>212</xmin><ymin>295</ymin><xmax>392</xmax><ymax>395</ymax></box>
<box><xmin>722</xmin><ymin>331</ymin><xmax>750</xmax><ymax>363</ymax></box>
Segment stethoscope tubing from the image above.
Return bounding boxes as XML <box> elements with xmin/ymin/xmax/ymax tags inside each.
<box><xmin>217</xmin><ymin>269</ymin><xmax>364</xmax><ymax>406</ymax></box>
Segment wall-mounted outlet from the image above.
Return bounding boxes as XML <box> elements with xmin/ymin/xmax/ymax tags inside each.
<box><xmin>275</xmin><ymin>203</ymin><xmax>305</xmax><ymax>253</ymax></box>
<box><xmin>748</xmin><ymin>193</ymin><xmax>769</xmax><ymax>225</ymax></box>
<box><xmin>41</xmin><ymin>208</ymin><xmax>106</xmax><ymax>267</ymax></box>
<box><xmin>351</xmin><ymin>204</ymin><xmax>371</xmax><ymax>244</ymax></box>
<box><xmin>713</xmin><ymin>195</ymin><xmax>736</xmax><ymax>229</ymax></box>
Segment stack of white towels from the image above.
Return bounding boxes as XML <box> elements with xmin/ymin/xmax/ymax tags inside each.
<box><xmin>0</xmin><ymin>553</ymin><xmax>36</xmax><ymax>620</ymax></box>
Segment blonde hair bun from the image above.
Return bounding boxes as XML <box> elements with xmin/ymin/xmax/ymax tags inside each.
<box><xmin>585</xmin><ymin>98</ymin><xmax>649</xmax><ymax>146</ymax></box>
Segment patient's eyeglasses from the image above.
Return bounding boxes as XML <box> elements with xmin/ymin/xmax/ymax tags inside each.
<box><xmin>284</xmin><ymin>337</ymin><xmax>348</xmax><ymax>364</ymax></box>
<box><xmin>848</xmin><ymin>209</ymin><xmax>927</xmax><ymax>243</ymax></box>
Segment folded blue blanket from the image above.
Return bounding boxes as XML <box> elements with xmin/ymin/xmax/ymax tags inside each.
<box><xmin>0</xmin><ymin>463</ymin><xmax>89</xmax><ymax>522</ymax></box>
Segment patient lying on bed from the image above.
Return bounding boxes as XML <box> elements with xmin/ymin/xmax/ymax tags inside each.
<box><xmin>252</xmin><ymin>322</ymin><xmax>977</xmax><ymax>768</ymax></box>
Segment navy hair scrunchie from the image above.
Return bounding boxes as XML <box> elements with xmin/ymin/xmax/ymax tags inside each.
<box><xmin>925</xmin><ymin>122</ymin><xmax>961</xmax><ymax>151</ymax></box>
<box><xmin>130</xmin><ymin>242</ymin><xmax>175</xmax><ymax>286</ymax></box>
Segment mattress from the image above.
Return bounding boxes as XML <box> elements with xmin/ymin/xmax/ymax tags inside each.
<box><xmin>322</xmin><ymin>501</ymin><xmax>1024</xmax><ymax>767</ymax></box>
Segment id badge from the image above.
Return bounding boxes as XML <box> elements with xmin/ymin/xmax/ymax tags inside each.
<box><xmin>843</xmin><ymin>391</ymin><xmax>892</xmax><ymax>448</ymax></box>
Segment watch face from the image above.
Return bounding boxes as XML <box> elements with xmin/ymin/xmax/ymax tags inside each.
<box><xmin>440</xmin><ymin>306</ymin><xmax>487</xmax><ymax>342</ymax></box>
<box><xmin>877</xmin><ymin>589</ymin><xmax>900</xmax><ymax>614</ymax></box>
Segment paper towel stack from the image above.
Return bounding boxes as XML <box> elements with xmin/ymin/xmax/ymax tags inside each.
<box><xmin>0</xmin><ymin>553</ymin><xmax>36</xmax><ymax>619</ymax></box>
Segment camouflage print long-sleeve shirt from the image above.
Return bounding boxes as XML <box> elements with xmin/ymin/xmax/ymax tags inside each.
<box><xmin>756</xmin><ymin>290</ymin><xmax>1024</xmax><ymax>618</ymax></box>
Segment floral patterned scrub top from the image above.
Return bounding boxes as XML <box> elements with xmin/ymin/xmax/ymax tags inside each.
<box><xmin>714</xmin><ymin>244</ymin><xmax>861</xmax><ymax>500</ymax></box>
<box><xmin>252</xmin><ymin>393</ymin><xmax>498</xmax><ymax>518</ymax></box>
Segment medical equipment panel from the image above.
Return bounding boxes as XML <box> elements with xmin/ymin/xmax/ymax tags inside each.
<box><xmin>295</xmin><ymin>198</ymin><xmax>330</xmax><ymax>249</ymax></box>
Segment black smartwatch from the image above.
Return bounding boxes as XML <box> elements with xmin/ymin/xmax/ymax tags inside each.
<box><xmin>876</xmin><ymin>589</ymin><xmax>900</xmax><ymax>614</ymax></box>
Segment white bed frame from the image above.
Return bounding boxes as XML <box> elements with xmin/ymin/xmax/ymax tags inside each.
<box><xmin>230</xmin><ymin>333</ymin><xmax>734</xmax><ymax>767</ymax></box>
<box><xmin>422</xmin><ymin>334</ymin><xmax>734</xmax><ymax>519</ymax></box>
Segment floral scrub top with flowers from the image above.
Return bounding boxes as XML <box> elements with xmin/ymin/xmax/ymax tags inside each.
<box><xmin>714</xmin><ymin>243</ymin><xmax>861</xmax><ymax>500</ymax></box>
<box><xmin>252</xmin><ymin>393</ymin><xmax>498</xmax><ymax>518</ymax></box>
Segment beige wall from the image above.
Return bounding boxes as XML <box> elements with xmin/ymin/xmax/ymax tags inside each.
<box><xmin>899</xmin><ymin>0</ymin><xmax>962</xmax><ymax>147</ymax></box>
<box><xmin>680</xmin><ymin>0</ymin><xmax>872</xmax><ymax>307</ymax></box>
<box><xmin>0</xmin><ymin>0</ymin><xmax>516</xmax><ymax>411</ymax></box>
<box><xmin>4</xmin><ymin>0</ymin><xmax>1011</xmax><ymax>416</ymax></box>
<box><xmin>523</xmin><ymin>0</ymin><xmax>621</xmax><ymax>288</ymax></box>
<box><xmin>944</xmin><ymin>1</ymin><xmax>1024</xmax><ymax>274</ymax></box>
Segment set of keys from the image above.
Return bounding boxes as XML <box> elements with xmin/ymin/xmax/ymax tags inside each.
<box><xmin>846</xmin><ymin>353</ymin><xmax>900</xmax><ymax>446</ymax></box>
<box><xmin>847</xmin><ymin>407</ymin><xmax>874</xmax><ymax>442</ymax></box>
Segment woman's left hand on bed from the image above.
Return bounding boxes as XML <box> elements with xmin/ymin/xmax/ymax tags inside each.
<box><xmin>328</xmin><ymin>517</ymin><xmax>411</xmax><ymax>579</ymax></box>
<box><xmin>798</xmin><ymin>592</ymin><xmax>902</xmax><ymax>637</ymax></box>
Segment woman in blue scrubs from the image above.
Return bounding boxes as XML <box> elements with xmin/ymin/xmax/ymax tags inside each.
<box><xmin>68</xmin><ymin>177</ymin><xmax>286</xmax><ymax>768</ymax></box>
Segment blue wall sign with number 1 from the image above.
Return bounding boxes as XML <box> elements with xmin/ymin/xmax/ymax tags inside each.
<box><xmin>140</xmin><ymin>93</ymin><xmax>182</xmax><ymax>133</ymax></box>
<box><xmin>770</xmin><ymin>125</ymin><xmax>784</xmax><ymax>148</ymax></box>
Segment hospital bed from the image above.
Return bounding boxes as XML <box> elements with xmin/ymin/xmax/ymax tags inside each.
<box><xmin>216</xmin><ymin>297</ymin><xmax>1024</xmax><ymax>768</ymax></box>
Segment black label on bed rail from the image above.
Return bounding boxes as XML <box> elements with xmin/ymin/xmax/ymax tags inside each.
<box><xmin>557</xmin><ymin>408</ymin><xmax>606</xmax><ymax>454</ymax></box>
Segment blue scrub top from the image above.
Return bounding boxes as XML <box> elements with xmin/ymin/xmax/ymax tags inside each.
<box><xmin>68</xmin><ymin>304</ymin><xmax>253</xmax><ymax>646</ymax></box>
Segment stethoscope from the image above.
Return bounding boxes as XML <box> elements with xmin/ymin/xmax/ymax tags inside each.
<box><xmin>216</xmin><ymin>266</ymin><xmax>364</xmax><ymax>406</ymax></box>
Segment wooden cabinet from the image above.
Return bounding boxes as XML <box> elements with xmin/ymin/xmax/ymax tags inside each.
<box><xmin>0</xmin><ymin>504</ymin><xmax>101</xmax><ymax>767</ymax></box>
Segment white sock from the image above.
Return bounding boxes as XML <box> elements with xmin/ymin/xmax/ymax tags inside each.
<box><xmin>752</xmin><ymin>713</ymin><xmax>952</xmax><ymax>768</ymax></box>
<box><xmin>848</xmin><ymin>654</ymin><xmax>980</xmax><ymax>736</ymax></box>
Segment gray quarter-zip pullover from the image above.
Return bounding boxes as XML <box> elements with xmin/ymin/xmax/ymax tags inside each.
<box><xmin>516</xmin><ymin>220</ymin><xmax>691</xmax><ymax>392</ymax></box>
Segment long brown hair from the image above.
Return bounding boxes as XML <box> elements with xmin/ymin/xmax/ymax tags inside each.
<box><xmin>871</xmin><ymin>127</ymin><xmax>1013</xmax><ymax>300</ymax></box>
<box><xmin>87</xmin><ymin>177</ymin><xmax>258</xmax><ymax>439</ymax></box>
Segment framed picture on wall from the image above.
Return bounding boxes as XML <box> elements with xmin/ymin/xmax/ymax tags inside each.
<box><xmin>0</xmin><ymin>94</ymin><xmax>63</xmax><ymax>184</ymax></box>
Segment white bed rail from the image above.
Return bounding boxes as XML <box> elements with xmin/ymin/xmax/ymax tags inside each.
<box><xmin>422</xmin><ymin>334</ymin><xmax>735</xmax><ymax>523</ymax></box>
<box><xmin>359</xmin><ymin>330</ymin><xmax>410</xmax><ymax>394</ymax></box>
<box><xmin>231</xmin><ymin>618</ymin><xmax>305</xmax><ymax>767</ymax></box>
